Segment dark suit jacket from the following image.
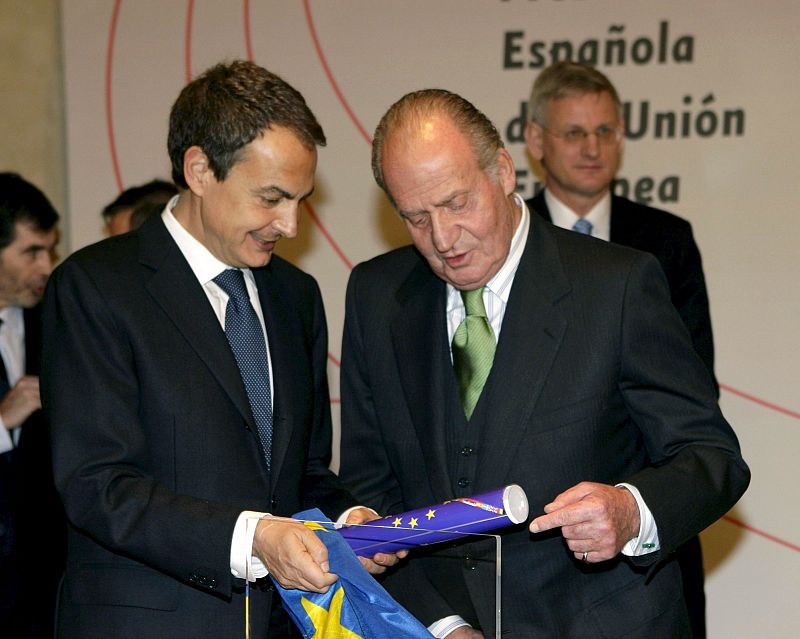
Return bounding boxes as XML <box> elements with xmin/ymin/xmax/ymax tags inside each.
<box><xmin>339</xmin><ymin>213</ymin><xmax>749</xmax><ymax>638</ymax></box>
<box><xmin>41</xmin><ymin>216</ymin><xmax>355</xmax><ymax>639</ymax></box>
<box><xmin>527</xmin><ymin>191</ymin><xmax>716</xmax><ymax>388</ymax></box>
<box><xmin>0</xmin><ymin>305</ymin><xmax>66</xmax><ymax>638</ymax></box>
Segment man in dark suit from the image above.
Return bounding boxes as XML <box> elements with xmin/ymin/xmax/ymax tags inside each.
<box><xmin>41</xmin><ymin>61</ymin><xmax>395</xmax><ymax>639</ymax></box>
<box><xmin>339</xmin><ymin>89</ymin><xmax>749</xmax><ymax>638</ymax></box>
<box><xmin>0</xmin><ymin>173</ymin><xmax>64</xmax><ymax>638</ymax></box>
<box><xmin>523</xmin><ymin>61</ymin><xmax>715</xmax><ymax>635</ymax></box>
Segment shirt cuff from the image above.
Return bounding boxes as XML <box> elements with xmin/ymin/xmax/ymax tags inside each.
<box><xmin>0</xmin><ymin>414</ymin><xmax>13</xmax><ymax>454</ymax></box>
<box><xmin>230</xmin><ymin>511</ymin><xmax>270</xmax><ymax>581</ymax></box>
<box><xmin>429</xmin><ymin>615</ymin><xmax>471</xmax><ymax>638</ymax></box>
<box><xmin>616</xmin><ymin>483</ymin><xmax>660</xmax><ymax>556</ymax></box>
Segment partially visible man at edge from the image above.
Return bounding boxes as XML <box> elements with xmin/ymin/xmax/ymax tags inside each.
<box><xmin>524</xmin><ymin>60</ymin><xmax>716</xmax><ymax>637</ymax></box>
<box><xmin>41</xmin><ymin>60</ymin><xmax>399</xmax><ymax>639</ymax></box>
<box><xmin>0</xmin><ymin>172</ymin><xmax>65</xmax><ymax>638</ymax></box>
<box><xmin>338</xmin><ymin>89</ymin><xmax>749</xmax><ymax>638</ymax></box>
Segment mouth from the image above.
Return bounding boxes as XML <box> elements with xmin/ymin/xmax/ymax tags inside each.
<box><xmin>442</xmin><ymin>251</ymin><xmax>468</xmax><ymax>268</ymax></box>
<box><xmin>250</xmin><ymin>232</ymin><xmax>277</xmax><ymax>251</ymax></box>
<box><xmin>576</xmin><ymin>163</ymin><xmax>605</xmax><ymax>173</ymax></box>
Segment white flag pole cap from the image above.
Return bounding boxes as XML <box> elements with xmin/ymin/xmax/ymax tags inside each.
<box><xmin>502</xmin><ymin>484</ymin><xmax>529</xmax><ymax>524</ymax></box>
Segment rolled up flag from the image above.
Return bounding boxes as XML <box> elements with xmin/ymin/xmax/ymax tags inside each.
<box><xmin>341</xmin><ymin>484</ymin><xmax>528</xmax><ymax>556</ymax></box>
<box><xmin>273</xmin><ymin>509</ymin><xmax>434</xmax><ymax>638</ymax></box>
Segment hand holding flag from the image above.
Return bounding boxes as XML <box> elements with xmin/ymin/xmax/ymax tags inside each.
<box><xmin>273</xmin><ymin>509</ymin><xmax>434</xmax><ymax>638</ymax></box>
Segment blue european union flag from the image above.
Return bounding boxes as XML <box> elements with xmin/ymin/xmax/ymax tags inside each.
<box><xmin>272</xmin><ymin>508</ymin><xmax>434</xmax><ymax>638</ymax></box>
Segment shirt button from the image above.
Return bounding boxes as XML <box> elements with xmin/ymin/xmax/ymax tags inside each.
<box><xmin>460</xmin><ymin>446</ymin><xmax>474</xmax><ymax>456</ymax></box>
<box><xmin>457</xmin><ymin>477</ymin><xmax>471</xmax><ymax>488</ymax></box>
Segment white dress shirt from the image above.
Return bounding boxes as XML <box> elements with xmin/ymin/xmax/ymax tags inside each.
<box><xmin>0</xmin><ymin>306</ymin><xmax>26</xmax><ymax>453</ymax></box>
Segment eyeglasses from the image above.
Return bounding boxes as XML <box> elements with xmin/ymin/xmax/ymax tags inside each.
<box><xmin>543</xmin><ymin>124</ymin><xmax>622</xmax><ymax>145</ymax></box>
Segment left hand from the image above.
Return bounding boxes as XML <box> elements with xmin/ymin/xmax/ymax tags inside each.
<box><xmin>345</xmin><ymin>507</ymin><xmax>409</xmax><ymax>574</ymax></box>
<box><xmin>528</xmin><ymin>482</ymin><xmax>640</xmax><ymax>563</ymax></box>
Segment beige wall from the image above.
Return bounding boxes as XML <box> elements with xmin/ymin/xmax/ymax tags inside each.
<box><xmin>0</xmin><ymin>0</ymin><xmax>66</xmax><ymax>240</ymax></box>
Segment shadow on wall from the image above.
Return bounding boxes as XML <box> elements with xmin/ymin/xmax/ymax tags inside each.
<box><xmin>276</xmin><ymin>183</ymin><xmax>409</xmax><ymax>268</ymax></box>
<box><xmin>373</xmin><ymin>188</ymin><xmax>408</xmax><ymax>251</ymax></box>
<box><xmin>701</xmin><ymin>506</ymin><xmax>746</xmax><ymax>575</ymax></box>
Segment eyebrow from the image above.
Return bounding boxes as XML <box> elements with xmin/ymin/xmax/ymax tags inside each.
<box><xmin>254</xmin><ymin>185</ymin><xmax>315</xmax><ymax>200</ymax></box>
<box><xmin>24</xmin><ymin>243</ymin><xmax>48</xmax><ymax>251</ymax></box>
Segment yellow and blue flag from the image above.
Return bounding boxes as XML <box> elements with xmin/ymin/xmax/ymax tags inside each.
<box><xmin>272</xmin><ymin>508</ymin><xmax>434</xmax><ymax>638</ymax></box>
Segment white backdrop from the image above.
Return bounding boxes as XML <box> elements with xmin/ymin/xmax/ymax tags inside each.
<box><xmin>61</xmin><ymin>2</ymin><xmax>799</xmax><ymax>636</ymax></box>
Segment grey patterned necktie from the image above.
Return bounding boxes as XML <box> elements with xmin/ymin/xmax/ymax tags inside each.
<box><xmin>213</xmin><ymin>269</ymin><xmax>273</xmax><ymax>468</ymax></box>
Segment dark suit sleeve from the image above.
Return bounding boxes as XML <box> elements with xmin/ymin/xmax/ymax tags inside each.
<box><xmin>41</xmin><ymin>259</ymin><xmax>240</xmax><ymax>596</ymax></box>
<box><xmin>298</xmin><ymin>277</ymin><xmax>357</xmax><ymax>516</ymax></box>
<box><xmin>340</xmin><ymin>266</ymin><xmax>403</xmax><ymax>513</ymax></box>
<box><xmin>616</xmin><ymin>253</ymin><xmax>749</xmax><ymax>559</ymax></box>
<box><xmin>669</xmin><ymin>223</ymin><xmax>717</xmax><ymax>392</ymax></box>
<box><xmin>339</xmin><ymin>265</ymin><xmax>457</xmax><ymax>626</ymax></box>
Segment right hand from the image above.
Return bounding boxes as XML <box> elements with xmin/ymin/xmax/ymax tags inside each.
<box><xmin>1</xmin><ymin>375</ymin><xmax>41</xmax><ymax>430</ymax></box>
<box><xmin>345</xmin><ymin>507</ymin><xmax>409</xmax><ymax>575</ymax></box>
<box><xmin>446</xmin><ymin>627</ymin><xmax>484</xmax><ymax>639</ymax></box>
<box><xmin>252</xmin><ymin>517</ymin><xmax>338</xmax><ymax>593</ymax></box>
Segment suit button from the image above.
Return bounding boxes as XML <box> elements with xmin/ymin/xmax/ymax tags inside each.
<box><xmin>460</xmin><ymin>446</ymin><xmax>474</xmax><ymax>456</ymax></box>
<box><xmin>457</xmin><ymin>478</ymin><xmax>470</xmax><ymax>488</ymax></box>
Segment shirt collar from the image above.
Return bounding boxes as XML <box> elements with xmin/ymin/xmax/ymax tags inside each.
<box><xmin>0</xmin><ymin>306</ymin><xmax>24</xmax><ymax>334</ymax></box>
<box><xmin>161</xmin><ymin>195</ymin><xmax>241</xmax><ymax>285</ymax></box>
<box><xmin>544</xmin><ymin>189</ymin><xmax>611</xmax><ymax>240</ymax></box>
<box><xmin>447</xmin><ymin>193</ymin><xmax>530</xmax><ymax>310</ymax></box>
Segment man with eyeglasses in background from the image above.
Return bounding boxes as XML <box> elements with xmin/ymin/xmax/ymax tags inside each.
<box><xmin>524</xmin><ymin>61</ymin><xmax>716</xmax><ymax>638</ymax></box>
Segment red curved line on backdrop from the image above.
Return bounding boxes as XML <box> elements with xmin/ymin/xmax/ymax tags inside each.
<box><xmin>304</xmin><ymin>201</ymin><xmax>353</xmax><ymax>271</ymax></box>
<box><xmin>327</xmin><ymin>353</ymin><xmax>341</xmax><ymax>368</ymax></box>
<box><xmin>720</xmin><ymin>384</ymin><xmax>800</xmax><ymax>421</ymax></box>
<box><xmin>184</xmin><ymin>0</ymin><xmax>195</xmax><ymax>83</ymax></box>
<box><xmin>105</xmin><ymin>0</ymin><xmax>124</xmax><ymax>192</ymax></box>
<box><xmin>302</xmin><ymin>0</ymin><xmax>373</xmax><ymax>145</ymax></box>
<box><xmin>723</xmin><ymin>515</ymin><xmax>800</xmax><ymax>553</ymax></box>
<box><xmin>243</xmin><ymin>0</ymin><xmax>254</xmax><ymax>61</ymax></box>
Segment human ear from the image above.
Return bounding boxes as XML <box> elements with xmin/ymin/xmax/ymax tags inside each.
<box><xmin>183</xmin><ymin>146</ymin><xmax>211</xmax><ymax>196</ymax></box>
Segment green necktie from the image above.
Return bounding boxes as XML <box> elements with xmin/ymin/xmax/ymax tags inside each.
<box><xmin>452</xmin><ymin>287</ymin><xmax>496</xmax><ymax>420</ymax></box>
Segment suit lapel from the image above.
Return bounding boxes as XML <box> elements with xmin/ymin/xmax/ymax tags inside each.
<box><xmin>138</xmin><ymin>217</ymin><xmax>256</xmax><ymax>436</ymax></box>
<box><xmin>252</xmin><ymin>266</ymin><xmax>294</xmax><ymax>484</ymax></box>
<box><xmin>476</xmin><ymin>216</ymin><xmax>571</xmax><ymax>490</ymax></box>
<box><xmin>390</xmin><ymin>260</ymin><xmax>453</xmax><ymax>503</ymax></box>
<box><xmin>528</xmin><ymin>191</ymin><xmax>552</xmax><ymax>224</ymax></box>
<box><xmin>609</xmin><ymin>196</ymin><xmax>638</xmax><ymax>246</ymax></box>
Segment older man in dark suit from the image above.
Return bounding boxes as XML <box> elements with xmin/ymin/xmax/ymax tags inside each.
<box><xmin>524</xmin><ymin>61</ymin><xmax>716</xmax><ymax>636</ymax></box>
<box><xmin>41</xmin><ymin>61</ymin><xmax>395</xmax><ymax>639</ymax></box>
<box><xmin>339</xmin><ymin>89</ymin><xmax>749</xmax><ymax>638</ymax></box>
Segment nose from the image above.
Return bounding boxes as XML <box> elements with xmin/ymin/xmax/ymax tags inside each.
<box><xmin>581</xmin><ymin>132</ymin><xmax>601</xmax><ymax>158</ymax></box>
<box><xmin>38</xmin><ymin>250</ymin><xmax>55</xmax><ymax>277</ymax></box>
<box><xmin>430</xmin><ymin>211</ymin><xmax>458</xmax><ymax>254</ymax></box>
<box><xmin>273</xmin><ymin>203</ymin><xmax>300</xmax><ymax>239</ymax></box>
